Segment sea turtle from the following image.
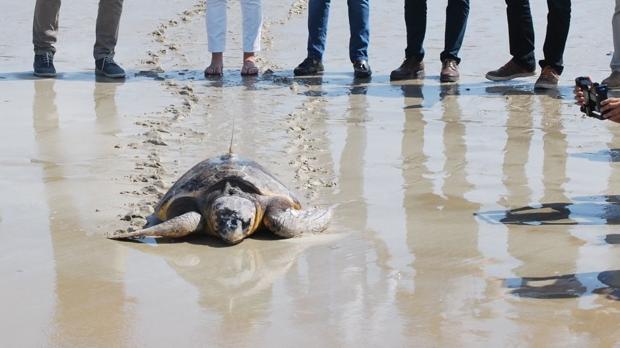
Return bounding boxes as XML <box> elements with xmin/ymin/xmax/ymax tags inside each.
<box><xmin>108</xmin><ymin>153</ymin><xmax>332</xmax><ymax>244</ymax></box>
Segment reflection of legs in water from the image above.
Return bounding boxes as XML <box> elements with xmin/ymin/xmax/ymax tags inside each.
<box><xmin>33</xmin><ymin>80</ymin><xmax>59</xmax><ymax>131</ymax></box>
<box><xmin>33</xmin><ymin>79</ymin><xmax>129</xmax><ymax>345</ymax></box>
<box><xmin>400</xmin><ymin>83</ymin><xmax>424</xmax><ymax>109</ymax></box>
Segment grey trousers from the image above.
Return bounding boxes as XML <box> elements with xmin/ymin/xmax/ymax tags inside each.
<box><xmin>33</xmin><ymin>0</ymin><xmax>124</xmax><ymax>59</ymax></box>
<box><xmin>612</xmin><ymin>0</ymin><xmax>620</xmax><ymax>71</ymax></box>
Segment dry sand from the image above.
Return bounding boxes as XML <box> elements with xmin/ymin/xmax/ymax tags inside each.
<box><xmin>2</xmin><ymin>0</ymin><xmax>620</xmax><ymax>346</ymax></box>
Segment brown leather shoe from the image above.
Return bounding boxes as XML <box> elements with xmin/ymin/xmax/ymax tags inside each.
<box><xmin>485</xmin><ymin>59</ymin><xmax>535</xmax><ymax>81</ymax></box>
<box><xmin>440</xmin><ymin>59</ymin><xmax>459</xmax><ymax>83</ymax></box>
<box><xmin>390</xmin><ymin>57</ymin><xmax>424</xmax><ymax>81</ymax></box>
<box><xmin>534</xmin><ymin>66</ymin><xmax>560</xmax><ymax>90</ymax></box>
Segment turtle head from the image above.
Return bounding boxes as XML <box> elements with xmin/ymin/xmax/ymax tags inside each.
<box><xmin>207</xmin><ymin>184</ymin><xmax>257</xmax><ymax>244</ymax></box>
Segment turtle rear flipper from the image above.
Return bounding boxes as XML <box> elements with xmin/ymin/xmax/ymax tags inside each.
<box><xmin>108</xmin><ymin>211</ymin><xmax>202</xmax><ymax>240</ymax></box>
<box><xmin>265</xmin><ymin>207</ymin><xmax>332</xmax><ymax>238</ymax></box>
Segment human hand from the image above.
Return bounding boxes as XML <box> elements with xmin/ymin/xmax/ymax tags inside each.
<box><xmin>601</xmin><ymin>97</ymin><xmax>620</xmax><ymax>123</ymax></box>
<box><xmin>573</xmin><ymin>86</ymin><xmax>586</xmax><ymax>106</ymax></box>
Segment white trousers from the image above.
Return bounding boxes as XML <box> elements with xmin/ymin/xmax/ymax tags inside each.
<box><xmin>206</xmin><ymin>0</ymin><xmax>262</xmax><ymax>53</ymax></box>
<box><xmin>612</xmin><ymin>0</ymin><xmax>620</xmax><ymax>71</ymax></box>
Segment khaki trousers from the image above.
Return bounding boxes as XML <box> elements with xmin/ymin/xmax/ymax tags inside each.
<box><xmin>612</xmin><ymin>0</ymin><xmax>620</xmax><ymax>71</ymax></box>
<box><xmin>33</xmin><ymin>0</ymin><xmax>124</xmax><ymax>59</ymax></box>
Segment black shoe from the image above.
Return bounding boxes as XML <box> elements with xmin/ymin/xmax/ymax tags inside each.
<box><xmin>353</xmin><ymin>60</ymin><xmax>372</xmax><ymax>78</ymax></box>
<box><xmin>95</xmin><ymin>57</ymin><xmax>126</xmax><ymax>78</ymax></box>
<box><xmin>33</xmin><ymin>52</ymin><xmax>57</xmax><ymax>77</ymax></box>
<box><xmin>294</xmin><ymin>57</ymin><xmax>324</xmax><ymax>76</ymax></box>
<box><xmin>390</xmin><ymin>57</ymin><xmax>424</xmax><ymax>81</ymax></box>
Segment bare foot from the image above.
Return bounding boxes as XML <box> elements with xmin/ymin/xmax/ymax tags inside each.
<box><xmin>204</xmin><ymin>52</ymin><xmax>223</xmax><ymax>76</ymax></box>
<box><xmin>241</xmin><ymin>53</ymin><xmax>259</xmax><ymax>76</ymax></box>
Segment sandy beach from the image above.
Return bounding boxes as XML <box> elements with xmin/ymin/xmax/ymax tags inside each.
<box><xmin>2</xmin><ymin>0</ymin><xmax>620</xmax><ymax>346</ymax></box>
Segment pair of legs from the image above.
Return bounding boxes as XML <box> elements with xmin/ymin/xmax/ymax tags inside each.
<box><xmin>391</xmin><ymin>0</ymin><xmax>469</xmax><ymax>82</ymax></box>
<box><xmin>293</xmin><ymin>0</ymin><xmax>371</xmax><ymax>78</ymax></box>
<box><xmin>306</xmin><ymin>0</ymin><xmax>370</xmax><ymax>63</ymax></box>
<box><xmin>486</xmin><ymin>0</ymin><xmax>570</xmax><ymax>86</ymax></box>
<box><xmin>402</xmin><ymin>0</ymin><xmax>469</xmax><ymax>65</ymax></box>
<box><xmin>33</xmin><ymin>0</ymin><xmax>123</xmax><ymax>60</ymax></box>
<box><xmin>504</xmin><ymin>0</ymin><xmax>571</xmax><ymax>73</ymax></box>
<box><xmin>32</xmin><ymin>0</ymin><xmax>125</xmax><ymax>78</ymax></box>
<box><xmin>205</xmin><ymin>0</ymin><xmax>262</xmax><ymax>75</ymax></box>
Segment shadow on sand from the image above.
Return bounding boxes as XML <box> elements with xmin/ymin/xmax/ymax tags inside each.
<box><xmin>505</xmin><ymin>270</ymin><xmax>620</xmax><ymax>301</ymax></box>
<box><xmin>475</xmin><ymin>195</ymin><xmax>620</xmax><ymax>227</ymax></box>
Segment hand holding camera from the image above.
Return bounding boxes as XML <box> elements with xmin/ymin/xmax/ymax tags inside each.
<box><xmin>573</xmin><ymin>77</ymin><xmax>620</xmax><ymax>123</ymax></box>
<box><xmin>574</xmin><ymin>76</ymin><xmax>608</xmax><ymax>119</ymax></box>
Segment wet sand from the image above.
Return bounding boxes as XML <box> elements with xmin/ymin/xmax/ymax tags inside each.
<box><xmin>2</xmin><ymin>0</ymin><xmax>620</xmax><ymax>346</ymax></box>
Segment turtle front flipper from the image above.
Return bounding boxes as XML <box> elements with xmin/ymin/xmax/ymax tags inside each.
<box><xmin>264</xmin><ymin>205</ymin><xmax>332</xmax><ymax>238</ymax></box>
<box><xmin>107</xmin><ymin>211</ymin><xmax>203</xmax><ymax>240</ymax></box>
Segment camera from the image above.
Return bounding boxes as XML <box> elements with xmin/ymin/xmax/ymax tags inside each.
<box><xmin>575</xmin><ymin>76</ymin><xmax>608</xmax><ymax>119</ymax></box>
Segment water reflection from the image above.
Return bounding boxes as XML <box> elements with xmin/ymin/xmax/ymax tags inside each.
<box><xmin>33</xmin><ymin>79</ymin><xmax>129</xmax><ymax>346</ymax></box>
<box><xmin>505</xmin><ymin>270</ymin><xmax>620</xmax><ymax>301</ymax></box>
<box><xmin>484</xmin><ymin>84</ymin><xmax>565</xmax><ymax>99</ymax></box>
<box><xmin>398</xmin><ymin>81</ymin><xmax>483</xmax><ymax>339</ymax></box>
<box><xmin>572</xmin><ymin>149</ymin><xmax>620</xmax><ymax>162</ymax></box>
<box><xmin>120</xmin><ymin>237</ymin><xmax>319</xmax><ymax>344</ymax></box>
<box><xmin>476</xmin><ymin>196</ymin><xmax>620</xmax><ymax>226</ymax></box>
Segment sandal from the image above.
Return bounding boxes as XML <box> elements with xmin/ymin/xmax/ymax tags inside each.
<box><xmin>204</xmin><ymin>64</ymin><xmax>223</xmax><ymax>77</ymax></box>
<box><xmin>241</xmin><ymin>59</ymin><xmax>259</xmax><ymax>76</ymax></box>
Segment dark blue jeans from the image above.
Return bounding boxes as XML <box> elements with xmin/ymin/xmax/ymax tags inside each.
<box><xmin>404</xmin><ymin>0</ymin><xmax>470</xmax><ymax>63</ymax></box>
<box><xmin>506</xmin><ymin>0</ymin><xmax>571</xmax><ymax>73</ymax></box>
<box><xmin>306</xmin><ymin>0</ymin><xmax>370</xmax><ymax>62</ymax></box>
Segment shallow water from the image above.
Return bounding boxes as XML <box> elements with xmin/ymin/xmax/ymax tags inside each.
<box><xmin>2</xmin><ymin>0</ymin><xmax>620</xmax><ymax>346</ymax></box>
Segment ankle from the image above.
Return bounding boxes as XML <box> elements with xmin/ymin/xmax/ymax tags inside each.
<box><xmin>243</xmin><ymin>52</ymin><xmax>256</xmax><ymax>62</ymax></box>
<box><xmin>211</xmin><ymin>52</ymin><xmax>223</xmax><ymax>64</ymax></box>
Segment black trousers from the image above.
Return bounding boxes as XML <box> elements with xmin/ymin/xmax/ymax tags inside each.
<box><xmin>404</xmin><ymin>0</ymin><xmax>470</xmax><ymax>63</ymax></box>
<box><xmin>506</xmin><ymin>0</ymin><xmax>571</xmax><ymax>73</ymax></box>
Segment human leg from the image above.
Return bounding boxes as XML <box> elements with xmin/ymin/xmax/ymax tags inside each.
<box><xmin>93</xmin><ymin>0</ymin><xmax>125</xmax><ymax>78</ymax></box>
<box><xmin>506</xmin><ymin>0</ymin><xmax>535</xmax><ymax>70</ymax></box>
<box><xmin>32</xmin><ymin>0</ymin><xmax>61</xmax><ymax>77</ymax></box>
<box><xmin>33</xmin><ymin>0</ymin><xmax>61</xmax><ymax>55</ymax></box>
<box><xmin>539</xmin><ymin>0</ymin><xmax>570</xmax><ymax>74</ymax></box>
<box><xmin>307</xmin><ymin>0</ymin><xmax>330</xmax><ymax>60</ymax></box>
<box><xmin>390</xmin><ymin>0</ymin><xmax>426</xmax><ymax>81</ymax></box>
<box><xmin>604</xmin><ymin>0</ymin><xmax>620</xmax><ymax>87</ymax></box>
<box><xmin>240</xmin><ymin>0</ymin><xmax>262</xmax><ymax>53</ymax></box>
<box><xmin>485</xmin><ymin>0</ymin><xmax>536</xmax><ymax>81</ymax></box>
<box><xmin>441</xmin><ymin>0</ymin><xmax>469</xmax><ymax>63</ymax></box>
<box><xmin>347</xmin><ymin>0</ymin><xmax>371</xmax><ymax>77</ymax></box>
<box><xmin>294</xmin><ymin>0</ymin><xmax>329</xmax><ymax>76</ymax></box>
<box><xmin>205</xmin><ymin>0</ymin><xmax>227</xmax><ymax>75</ymax></box>
<box><xmin>347</xmin><ymin>0</ymin><xmax>370</xmax><ymax>63</ymax></box>
<box><xmin>612</xmin><ymin>0</ymin><xmax>620</xmax><ymax>71</ymax></box>
<box><xmin>404</xmin><ymin>0</ymin><xmax>426</xmax><ymax>61</ymax></box>
<box><xmin>440</xmin><ymin>0</ymin><xmax>469</xmax><ymax>82</ymax></box>
<box><xmin>534</xmin><ymin>0</ymin><xmax>570</xmax><ymax>89</ymax></box>
<box><xmin>94</xmin><ymin>0</ymin><xmax>124</xmax><ymax>60</ymax></box>
<box><xmin>240</xmin><ymin>0</ymin><xmax>262</xmax><ymax>75</ymax></box>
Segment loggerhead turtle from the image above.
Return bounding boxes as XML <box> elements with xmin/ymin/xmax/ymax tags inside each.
<box><xmin>108</xmin><ymin>153</ymin><xmax>332</xmax><ymax>244</ymax></box>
